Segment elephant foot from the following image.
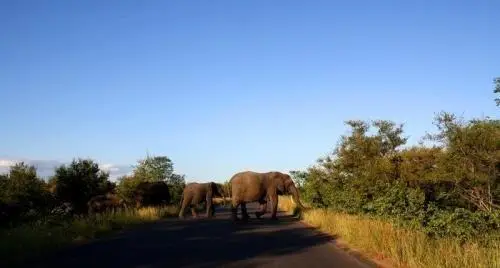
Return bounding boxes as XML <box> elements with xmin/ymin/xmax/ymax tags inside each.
<box><xmin>270</xmin><ymin>216</ymin><xmax>279</xmax><ymax>221</ymax></box>
<box><xmin>232</xmin><ymin>219</ymin><xmax>246</xmax><ymax>225</ymax></box>
<box><xmin>255</xmin><ymin>211</ymin><xmax>265</xmax><ymax>219</ymax></box>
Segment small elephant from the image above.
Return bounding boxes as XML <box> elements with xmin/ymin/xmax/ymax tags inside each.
<box><xmin>87</xmin><ymin>193</ymin><xmax>127</xmax><ymax>214</ymax></box>
<box><xmin>229</xmin><ymin>171</ymin><xmax>305</xmax><ymax>221</ymax></box>
<box><xmin>178</xmin><ymin>182</ymin><xmax>224</xmax><ymax>219</ymax></box>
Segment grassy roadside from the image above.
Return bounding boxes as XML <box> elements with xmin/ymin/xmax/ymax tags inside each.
<box><xmin>0</xmin><ymin>198</ymin><xmax>231</xmax><ymax>267</ymax></box>
<box><xmin>278</xmin><ymin>196</ymin><xmax>500</xmax><ymax>268</ymax></box>
<box><xmin>0</xmin><ymin>205</ymin><xmax>179</xmax><ymax>267</ymax></box>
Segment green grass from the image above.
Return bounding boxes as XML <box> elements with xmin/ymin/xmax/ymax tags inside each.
<box><xmin>0</xmin><ymin>205</ymin><xmax>179</xmax><ymax>267</ymax></box>
<box><xmin>278</xmin><ymin>196</ymin><xmax>500</xmax><ymax>268</ymax></box>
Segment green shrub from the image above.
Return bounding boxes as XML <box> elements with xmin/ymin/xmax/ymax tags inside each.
<box><xmin>296</xmin><ymin>112</ymin><xmax>500</xmax><ymax>242</ymax></box>
<box><xmin>423</xmin><ymin>208</ymin><xmax>500</xmax><ymax>242</ymax></box>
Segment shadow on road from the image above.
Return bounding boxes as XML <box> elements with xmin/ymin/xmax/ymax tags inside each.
<box><xmin>22</xmin><ymin>205</ymin><xmax>340</xmax><ymax>268</ymax></box>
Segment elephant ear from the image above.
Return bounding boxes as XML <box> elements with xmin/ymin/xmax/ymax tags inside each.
<box><xmin>283</xmin><ymin>174</ymin><xmax>294</xmax><ymax>187</ymax></box>
<box><xmin>271</xmin><ymin>172</ymin><xmax>286</xmax><ymax>194</ymax></box>
<box><xmin>207</xmin><ymin>182</ymin><xmax>215</xmax><ymax>197</ymax></box>
<box><xmin>217</xmin><ymin>183</ymin><xmax>225</xmax><ymax>197</ymax></box>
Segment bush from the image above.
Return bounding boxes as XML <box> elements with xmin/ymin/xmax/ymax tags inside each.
<box><xmin>280</xmin><ymin>196</ymin><xmax>500</xmax><ymax>268</ymax></box>
<box><xmin>51</xmin><ymin>158</ymin><xmax>113</xmax><ymax>214</ymax></box>
<box><xmin>0</xmin><ymin>205</ymin><xmax>179</xmax><ymax>267</ymax></box>
<box><xmin>117</xmin><ymin>154</ymin><xmax>186</xmax><ymax>206</ymax></box>
<box><xmin>0</xmin><ymin>163</ymin><xmax>53</xmax><ymax>227</ymax></box>
<box><xmin>423</xmin><ymin>208</ymin><xmax>500</xmax><ymax>242</ymax></box>
<box><xmin>297</xmin><ymin>113</ymin><xmax>500</xmax><ymax>240</ymax></box>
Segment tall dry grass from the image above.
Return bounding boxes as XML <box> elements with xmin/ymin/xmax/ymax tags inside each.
<box><xmin>278</xmin><ymin>196</ymin><xmax>500</xmax><ymax>268</ymax></box>
<box><xmin>0</xmin><ymin>205</ymin><xmax>179</xmax><ymax>267</ymax></box>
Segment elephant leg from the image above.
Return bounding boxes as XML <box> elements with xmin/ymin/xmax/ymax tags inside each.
<box><xmin>231</xmin><ymin>200</ymin><xmax>240</xmax><ymax>221</ymax></box>
<box><xmin>255</xmin><ymin>199</ymin><xmax>267</xmax><ymax>219</ymax></box>
<box><xmin>191</xmin><ymin>205</ymin><xmax>198</xmax><ymax>218</ymax></box>
<box><xmin>241</xmin><ymin>202</ymin><xmax>249</xmax><ymax>221</ymax></box>
<box><xmin>178</xmin><ymin>204</ymin><xmax>185</xmax><ymax>219</ymax></box>
<box><xmin>206</xmin><ymin>198</ymin><xmax>213</xmax><ymax>218</ymax></box>
<box><xmin>210</xmin><ymin>203</ymin><xmax>215</xmax><ymax>217</ymax></box>
<box><xmin>270</xmin><ymin>194</ymin><xmax>279</xmax><ymax>220</ymax></box>
<box><xmin>178</xmin><ymin>196</ymin><xmax>190</xmax><ymax>219</ymax></box>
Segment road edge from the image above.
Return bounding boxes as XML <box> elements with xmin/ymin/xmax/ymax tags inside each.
<box><xmin>293</xmin><ymin>215</ymin><xmax>394</xmax><ymax>268</ymax></box>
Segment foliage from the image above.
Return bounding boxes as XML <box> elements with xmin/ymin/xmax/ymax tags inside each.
<box><xmin>167</xmin><ymin>173</ymin><xmax>186</xmax><ymax>204</ymax></box>
<box><xmin>296</xmin><ymin>112</ymin><xmax>500</xmax><ymax>241</ymax></box>
<box><xmin>0</xmin><ymin>154</ymin><xmax>186</xmax><ymax>229</ymax></box>
<box><xmin>425</xmin><ymin>112</ymin><xmax>500</xmax><ymax>212</ymax></box>
<box><xmin>133</xmin><ymin>154</ymin><xmax>174</xmax><ymax>182</ymax></box>
<box><xmin>0</xmin><ymin>153</ymin><xmax>187</xmax><ymax>265</ymax></box>
<box><xmin>0</xmin><ymin>205</ymin><xmax>179</xmax><ymax>267</ymax></box>
<box><xmin>0</xmin><ymin>162</ymin><xmax>50</xmax><ymax>206</ymax></box>
<box><xmin>279</xmin><ymin>196</ymin><xmax>500</xmax><ymax>268</ymax></box>
<box><xmin>50</xmin><ymin>158</ymin><xmax>114</xmax><ymax>214</ymax></box>
<box><xmin>221</xmin><ymin>180</ymin><xmax>231</xmax><ymax>197</ymax></box>
<box><xmin>116</xmin><ymin>174</ymin><xmax>144</xmax><ymax>205</ymax></box>
<box><xmin>289</xmin><ymin>170</ymin><xmax>307</xmax><ymax>191</ymax></box>
<box><xmin>494</xmin><ymin>77</ymin><xmax>500</xmax><ymax>107</ymax></box>
<box><xmin>0</xmin><ymin>163</ymin><xmax>52</xmax><ymax>226</ymax></box>
<box><xmin>116</xmin><ymin>154</ymin><xmax>186</xmax><ymax>205</ymax></box>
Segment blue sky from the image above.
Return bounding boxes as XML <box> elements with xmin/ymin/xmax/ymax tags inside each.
<box><xmin>1</xmin><ymin>1</ymin><xmax>499</xmax><ymax>182</ymax></box>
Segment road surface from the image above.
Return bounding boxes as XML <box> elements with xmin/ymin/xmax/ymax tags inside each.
<box><xmin>22</xmin><ymin>203</ymin><xmax>375</xmax><ymax>268</ymax></box>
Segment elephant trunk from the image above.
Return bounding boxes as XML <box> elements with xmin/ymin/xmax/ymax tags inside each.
<box><xmin>288</xmin><ymin>185</ymin><xmax>305</xmax><ymax>210</ymax></box>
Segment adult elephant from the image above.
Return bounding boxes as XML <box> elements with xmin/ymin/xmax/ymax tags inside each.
<box><xmin>178</xmin><ymin>182</ymin><xmax>224</xmax><ymax>219</ymax></box>
<box><xmin>229</xmin><ymin>171</ymin><xmax>305</xmax><ymax>221</ymax></box>
<box><xmin>133</xmin><ymin>181</ymin><xmax>171</xmax><ymax>208</ymax></box>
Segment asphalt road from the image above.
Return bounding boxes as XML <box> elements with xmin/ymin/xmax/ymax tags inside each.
<box><xmin>23</xmin><ymin>203</ymin><xmax>375</xmax><ymax>268</ymax></box>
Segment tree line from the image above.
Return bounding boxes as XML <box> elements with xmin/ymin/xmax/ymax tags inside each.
<box><xmin>0</xmin><ymin>154</ymin><xmax>186</xmax><ymax>227</ymax></box>
<box><xmin>290</xmin><ymin>79</ymin><xmax>500</xmax><ymax>242</ymax></box>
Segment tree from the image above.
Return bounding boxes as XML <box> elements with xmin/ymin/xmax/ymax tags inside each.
<box><xmin>0</xmin><ymin>163</ymin><xmax>52</xmax><ymax>226</ymax></box>
<box><xmin>118</xmin><ymin>154</ymin><xmax>186</xmax><ymax>205</ymax></box>
<box><xmin>426</xmin><ymin>112</ymin><xmax>500</xmax><ymax>212</ymax></box>
<box><xmin>283</xmin><ymin>85</ymin><xmax>500</xmax><ymax>239</ymax></box>
<box><xmin>0</xmin><ymin>162</ymin><xmax>49</xmax><ymax>208</ymax></box>
<box><xmin>0</xmin><ymin>174</ymin><xmax>7</xmax><ymax>202</ymax></box>
<box><xmin>116</xmin><ymin>175</ymin><xmax>144</xmax><ymax>205</ymax></box>
<box><xmin>52</xmin><ymin>158</ymin><xmax>112</xmax><ymax>214</ymax></box>
<box><xmin>133</xmin><ymin>154</ymin><xmax>173</xmax><ymax>182</ymax></box>
<box><xmin>168</xmin><ymin>173</ymin><xmax>186</xmax><ymax>204</ymax></box>
<box><xmin>334</xmin><ymin>119</ymin><xmax>407</xmax><ymax>184</ymax></box>
<box><xmin>494</xmin><ymin>77</ymin><xmax>500</xmax><ymax>106</ymax></box>
<box><xmin>221</xmin><ymin>180</ymin><xmax>231</xmax><ymax>199</ymax></box>
<box><xmin>289</xmin><ymin>170</ymin><xmax>308</xmax><ymax>190</ymax></box>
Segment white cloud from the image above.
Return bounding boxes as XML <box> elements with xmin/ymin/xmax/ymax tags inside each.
<box><xmin>0</xmin><ymin>159</ymin><xmax>19</xmax><ymax>167</ymax></box>
<box><xmin>0</xmin><ymin>158</ymin><xmax>132</xmax><ymax>181</ymax></box>
<box><xmin>100</xmin><ymin>163</ymin><xmax>120</xmax><ymax>173</ymax></box>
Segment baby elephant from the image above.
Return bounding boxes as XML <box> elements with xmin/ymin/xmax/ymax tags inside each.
<box><xmin>87</xmin><ymin>193</ymin><xmax>127</xmax><ymax>214</ymax></box>
<box><xmin>178</xmin><ymin>182</ymin><xmax>224</xmax><ymax>219</ymax></box>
